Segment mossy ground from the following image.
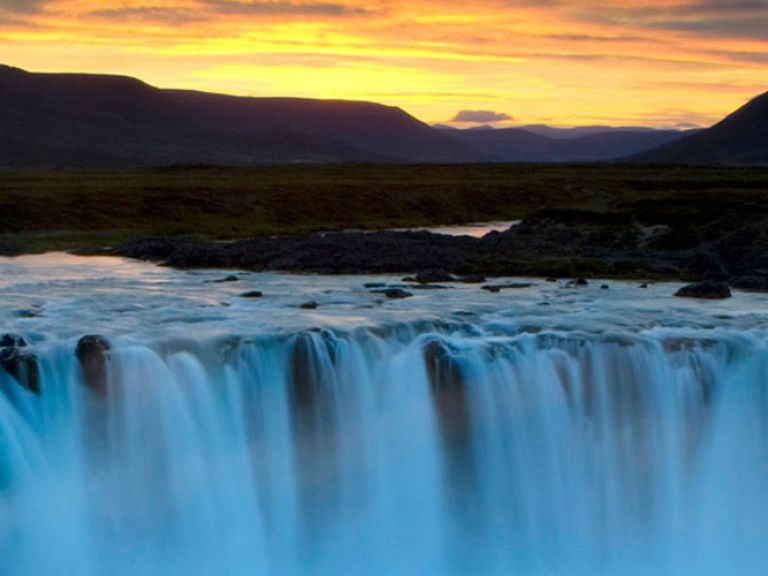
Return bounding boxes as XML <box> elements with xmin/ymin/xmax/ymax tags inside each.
<box><xmin>1</xmin><ymin>164</ymin><xmax>766</xmax><ymax>257</ymax></box>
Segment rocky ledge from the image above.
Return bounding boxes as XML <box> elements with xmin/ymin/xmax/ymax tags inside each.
<box><xmin>113</xmin><ymin>207</ymin><xmax>768</xmax><ymax>289</ymax></box>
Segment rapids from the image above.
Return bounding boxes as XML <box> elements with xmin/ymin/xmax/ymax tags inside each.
<box><xmin>1</xmin><ymin>253</ymin><xmax>767</xmax><ymax>575</ymax></box>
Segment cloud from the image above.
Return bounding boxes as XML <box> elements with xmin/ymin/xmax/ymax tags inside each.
<box><xmin>200</xmin><ymin>0</ymin><xmax>370</xmax><ymax>17</ymax></box>
<box><xmin>0</xmin><ymin>0</ymin><xmax>48</xmax><ymax>13</ymax></box>
<box><xmin>86</xmin><ymin>6</ymin><xmax>202</xmax><ymax>24</ymax></box>
<box><xmin>579</xmin><ymin>0</ymin><xmax>768</xmax><ymax>40</ymax></box>
<box><xmin>85</xmin><ymin>1</ymin><xmax>371</xmax><ymax>25</ymax></box>
<box><xmin>451</xmin><ymin>110</ymin><xmax>513</xmax><ymax>123</ymax></box>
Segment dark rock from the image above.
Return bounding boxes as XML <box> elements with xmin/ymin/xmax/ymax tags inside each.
<box><xmin>300</xmin><ymin>301</ymin><xmax>319</xmax><ymax>309</ymax></box>
<box><xmin>731</xmin><ymin>276</ymin><xmax>768</xmax><ymax>292</ymax></box>
<box><xmin>371</xmin><ymin>288</ymin><xmax>413</xmax><ymax>299</ymax></box>
<box><xmin>0</xmin><ymin>333</ymin><xmax>28</xmax><ymax>348</ymax></box>
<box><xmin>601</xmin><ymin>284</ymin><xmax>610</xmax><ymax>290</ymax></box>
<box><xmin>404</xmin><ymin>284</ymin><xmax>452</xmax><ymax>290</ymax></box>
<box><xmin>415</xmin><ymin>270</ymin><xmax>454</xmax><ymax>284</ymax></box>
<box><xmin>545</xmin><ymin>277</ymin><xmax>558</xmax><ymax>282</ymax></box>
<box><xmin>640</xmin><ymin>283</ymin><xmax>649</xmax><ymax>288</ymax></box>
<box><xmin>482</xmin><ymin>282</ymin><xmax>533</xmax><ymax>292</ymax></box>
<box><xmin>14</xmin><ymin>309</ymin><xmax>41</xmax><ymax>318</ymax></box>
<box><xmin>566</xmin><ymin>278</ymin><xmax>589</xmax><ymax>288</ymax></box>
<box><xmin>363</xmin><ymin>282</ymin><xmax>387</xmax><ymax>289</ymax></box>
<box><xmin>240</xmin><ymin>291</ymin><xmax>263</xmax><ymax>298</ymax></box>
<box><xmin>457</xmin><ymin>274</ymin><xmax>486</xmax><ymax>284</ymax></box>
<box><xmin>76</xmin><ymin>335</ymin><xmax>111</xmax><ymax>393</ymax></box>
<box><xmin>675</xmin><ymin>282</ymin><xmax>732</xmax><ymax>299</ymax></box>
<box><xmin>0</xmin><ymin>347</ymin><xmax>40</xmax><ymax>394</ymax></box>
<box><xmin>215</xmin><ymin>275</ymin><xmax>239</xmax><ymax>283</ymax></box>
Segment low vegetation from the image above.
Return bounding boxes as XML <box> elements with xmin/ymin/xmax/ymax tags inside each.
<box><xmin>0</xmin><ymin>163</ymin><xmax>767</xmax><ymax>254</ymax></box>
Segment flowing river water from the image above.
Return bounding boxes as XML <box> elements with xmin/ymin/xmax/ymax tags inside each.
<box><xmin>1</xmin><ymin>253</ymin><xmax>767</xmax><ymax>575</ymax></box>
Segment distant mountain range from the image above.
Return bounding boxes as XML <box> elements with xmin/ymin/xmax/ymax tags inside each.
<box><xmin>435</xmin><ymin>125</ymin><xmax>690</xmax><ymax>163</ymax></box>
<box><xmin>0</xmin><ymin>65</ymin><xmax>765</xmax><ymax>167</ymax></box>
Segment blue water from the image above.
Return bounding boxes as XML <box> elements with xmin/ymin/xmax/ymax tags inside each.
<box><xmin>1</xmin><ymin>254</ymin><xmax>767</xmax><ymax>575</ymax></box>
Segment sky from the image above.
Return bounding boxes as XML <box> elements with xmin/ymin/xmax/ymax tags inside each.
<box><xmin>1</xmin><ymin>0</ymin><xmax>767</xmax><ymax>127</ymax></box>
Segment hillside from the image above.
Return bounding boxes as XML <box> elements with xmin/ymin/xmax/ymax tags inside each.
<box><xmin>0</xmin><ymin>65</ymin><xmax>475</xmax><ymax>167</ymax></box>
<box><xmin>636</xmin><ymin>91</ymin><xmax>768</xmax><ymax>165</ymax></box>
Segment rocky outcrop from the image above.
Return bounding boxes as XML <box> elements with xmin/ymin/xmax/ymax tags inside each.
<box><xmin>114</xmin><ymin>207</ymin><xmax>768</xmax><ymax>284</ymax></box>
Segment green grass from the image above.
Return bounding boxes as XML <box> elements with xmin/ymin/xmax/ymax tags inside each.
<box><xmin>1</xmin><ymin>163</ymin><xmax>767</xmax><ymax>253</ymax></box>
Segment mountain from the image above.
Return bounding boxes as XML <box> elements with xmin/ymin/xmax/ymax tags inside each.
<box><xmin>437</xmin><ymin>125</ymin><xmax>690</xmax><ymax>162</ymax></box>
<box><xmin>0</xmin><ymin>65</ymin><xmax>475</xmax><ymax>167</ymax></box>
<box><xmin>0</xmin><ymin>64</ymin><xmax>706</xmax><ymax>167</ymax></box>
<box><xmin>635</xmin><ymin>91</ymin><xmax>768</xmax><ymax>165</ymax></box>
<box><xmin>515</xmin><ymin>124</ymin><xmax>666</xmax><ymax>140</ymax></box>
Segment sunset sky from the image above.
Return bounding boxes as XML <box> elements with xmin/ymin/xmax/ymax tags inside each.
<box><xmin>1</xmin><ymin>0</ymin><xmax>767</xmax><ymax>127</ymax></box>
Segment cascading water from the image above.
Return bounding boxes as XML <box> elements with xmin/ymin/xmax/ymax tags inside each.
<box><xmin>1</xmin><ymin>254</ymin><xmax>767</xmax><ymax>575</ymax></box>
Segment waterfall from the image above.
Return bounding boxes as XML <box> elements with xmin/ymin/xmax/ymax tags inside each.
<box><xmin>1</xmin><ymin>323</ymin><xmax>767</xmax><ymax>575</ymax></box>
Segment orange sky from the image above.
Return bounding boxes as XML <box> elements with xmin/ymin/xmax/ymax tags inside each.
<box><xmin>1</xmin><ymin>0</ymin><xmax>767</xmax><ymax>127</ymax></box>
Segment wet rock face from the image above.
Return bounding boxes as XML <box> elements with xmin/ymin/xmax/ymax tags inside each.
<box><xmin>0</xmin><ymin>346</ymin><xmax>40</xmax><ymax>395</ymax></box>
<box><xmin>76</xmin><ymin>335</ymin><xmax>111</xmax><ymax>393</ymax></box>
<box><xmin>675</xmin><ymin>282</ymin><xmax>732</xmax><ymax>299</ymax></box>
<box><xmin>0</xmin><ymin>333</ymin><xmax>28</xmax><ymax>348</ymax></box>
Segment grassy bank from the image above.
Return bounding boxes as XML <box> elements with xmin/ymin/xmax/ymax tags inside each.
<box><xmin>1</xmin><ymin>164</ymin><xmax>767</xmax><ymax>253</ymax></box>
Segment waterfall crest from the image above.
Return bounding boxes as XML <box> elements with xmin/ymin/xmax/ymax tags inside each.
<box><xmin>1</xmin><ymin>323</ymin><xmax>767</xmax><ymax>575</ymax></box>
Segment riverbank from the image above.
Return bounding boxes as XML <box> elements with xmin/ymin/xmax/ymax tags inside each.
<box><xmin>110</xmin><ymin>208</ymin><xmax>766</xmax><ymax>286</ymax></box>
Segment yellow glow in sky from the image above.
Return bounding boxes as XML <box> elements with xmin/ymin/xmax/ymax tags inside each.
<box><xmin>1</xmin><ymin>0</ymin><xmax>767</xmax><ymax>127</ymax></box>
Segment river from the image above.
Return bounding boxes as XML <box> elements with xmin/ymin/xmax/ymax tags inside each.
<box><xmin>1</xmin><ymin>253</ymin><xmax>767</xmax><ymax>575</ymax></box>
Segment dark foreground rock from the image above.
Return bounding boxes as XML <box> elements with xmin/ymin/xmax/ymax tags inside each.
<box><xmin>115</xmin><ymin>207</ymin><xmax>768</xmax><ymax>284</ymax></box>
<box><xmin>675</xmin><ymin>282</ymin><xmax>732</xmax><ymax>299</ymax></box>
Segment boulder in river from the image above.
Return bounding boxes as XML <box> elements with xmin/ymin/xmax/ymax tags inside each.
<box><xmin>240</xmin><ymin>291</ymin><xmax>263</xmax><ymax>298</ymax></box>
<box><xmin>457</xmin><ymin>274</ymin><xmax>486</xmax><ymax>284</ymax></box>
<box><xmin>675</xmin><ymin>282</ymin><xmax>732</xmax><ymax>299</ymax></box>
<box><xmin>415</xmin><ymin>270</ymin><xmax>455</xmax><ymax>284</ymax></box>
<box><xmin>482</xmin><ymin>282</ymin><xmax>533</xmax><ymax>293</ymax></box>
<box><xmin>0</xmin><ymin>346</ymin><xmax>40</xmax><ymax>394</ymax></box>
<box><xmin>214</xmin><ymin>275</ymin><xmax>239</xmax><ymax>283</ymax></box>
<box><xmin>300</xmin><ymin>301</ymin><xmax>319</xmax><ymax>310</ymax></box>
<box><xmin>76</xmin><ymin>335</ymin><xmax>111</xmax><ymax>393</ymax></box>
<box><xmin>371</xmin><ymin>288</ymin><xmax>414</xmax><ymax>299</ymax></box>
<box><xmin>0</xmin><ymin>333</ymin><xmax>28</xmax><ymax>348</ymax></box>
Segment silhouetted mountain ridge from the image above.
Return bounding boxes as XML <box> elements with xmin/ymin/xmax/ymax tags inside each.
<box><xmin>2</xmin><ymin>65</ymin><xmax>756</xmax><ymax>167</ymax></box>
<box><xmin>636</xmin><ymin>91</ymin><xmax>768</xmax><ymax>165</ymax></box>
<box><xmin>0</xmin><ymin>65</ymin><xmax>473</xmax><ymax>166</ymax></box>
